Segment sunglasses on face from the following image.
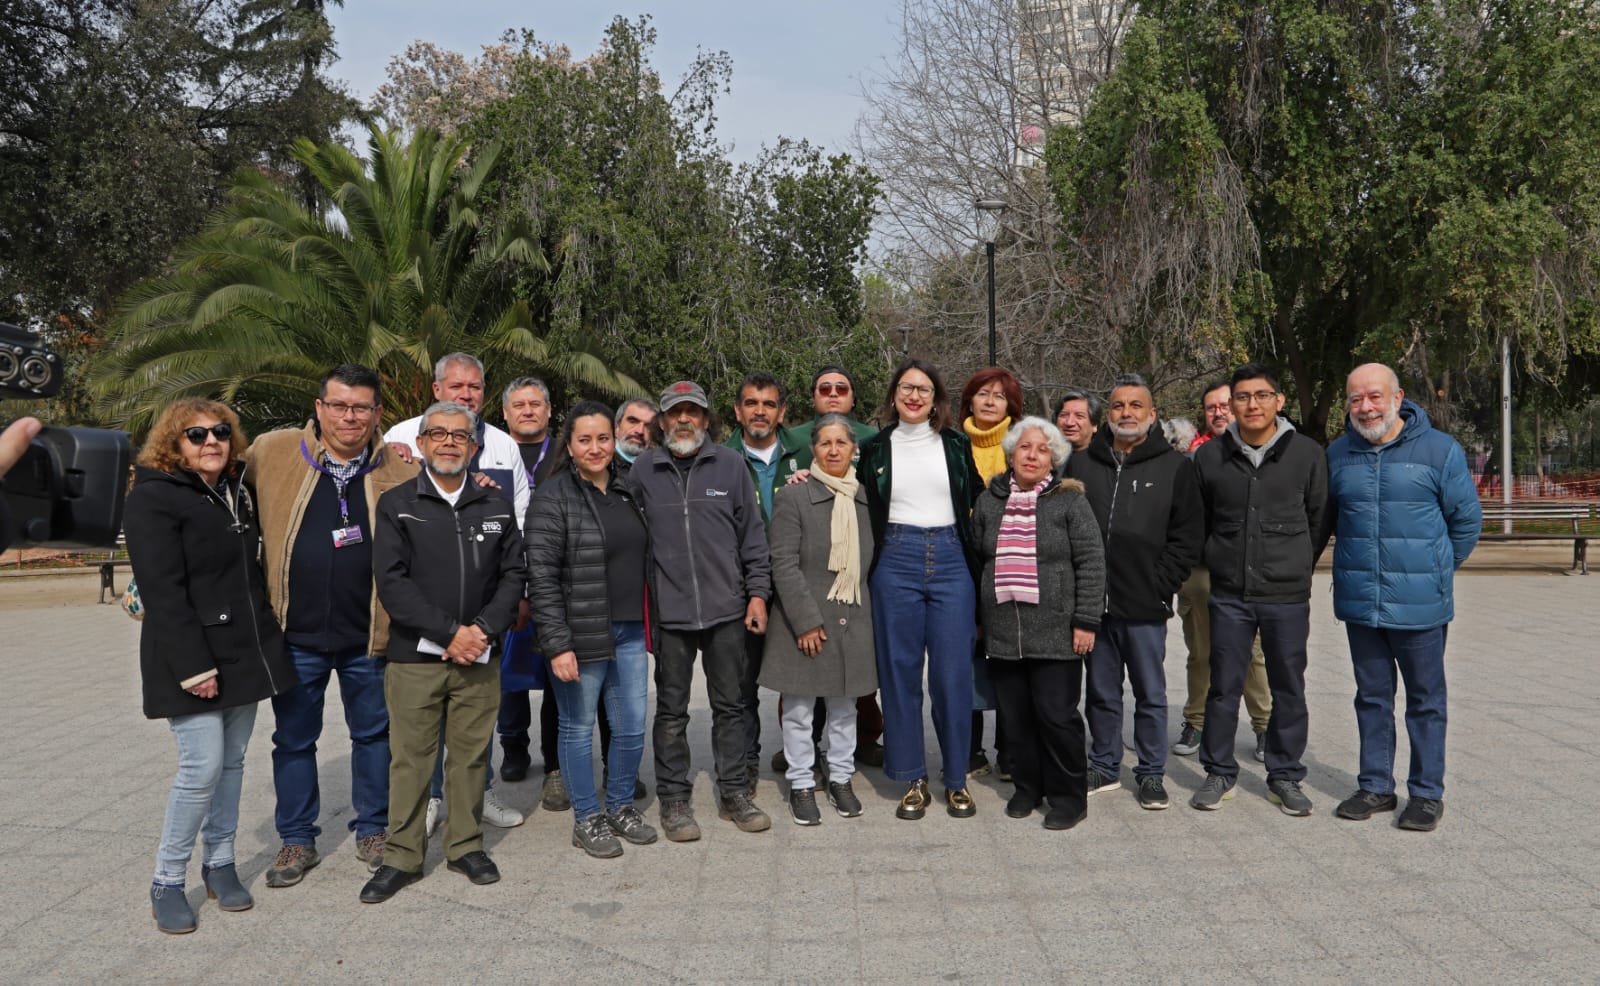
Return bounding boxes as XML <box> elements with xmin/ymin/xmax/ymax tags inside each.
<box><xmin>816</xmin><ymin>382</ymin><xmax>851</xmax><ymax>397</ymax></box>
<box><xmin>183</xmin><ymin>424</ymin><xmax>232</xmax><ymax>445</ymax></box>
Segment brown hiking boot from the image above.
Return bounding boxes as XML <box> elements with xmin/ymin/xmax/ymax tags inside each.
<box><xmin>264</xmin><ymin>843</ymin><xmax>320</xmax><ymax>888</ymax></box>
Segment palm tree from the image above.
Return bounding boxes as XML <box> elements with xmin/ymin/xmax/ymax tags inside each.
<box><xmin>93</xmin><ymin>123</ymin><xmax>643</xmax><ymax>435</ymax></box>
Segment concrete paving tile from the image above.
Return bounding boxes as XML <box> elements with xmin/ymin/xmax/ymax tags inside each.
<box><xmin>1301</xmin><ymin>915</ymin><xmax>1417</xmax><ymax>959</ymax></box>
<box><xmin>1548</xmin><ymin>905</ymin><xmax>1600</xmax><ymax>943</ymax></box>
<box><xmin>1469</xmin><ymin>909</ymin><xmax>1598</xmax><ymax>952</ymax></box>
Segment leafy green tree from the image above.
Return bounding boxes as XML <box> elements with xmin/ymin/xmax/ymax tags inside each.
<box><xmin>92</xmin><ymin>125</ymin><xmax>641</xmax><ymax>436</ymax></box>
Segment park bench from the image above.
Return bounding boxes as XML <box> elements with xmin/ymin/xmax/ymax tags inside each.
<box><xmin>97</xmin><ymin>533</ymin><xmax>129</xmax><ymax>603</ymax></box>
<box><xmin>1478</xmin><ymin>502</ymin><xmax>1597</xmax><ymax>575</ymax></box>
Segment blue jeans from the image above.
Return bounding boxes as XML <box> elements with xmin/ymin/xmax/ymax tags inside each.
<box><xmin>1085</xmin><ymin>618</ymin><xmax>1169</xmax><ymax>780</ymax></box>
<box><xmin>154</xmin><ymin>704</ymin><xmax>257</xmax><ymax>886</ymax></box>
<box><xmin>1199</xmin><ymin>596</ymin><xmax>1310</xmax><ymax>783</ymax></box>
<box><xmin>270</xmin><ymin>646</ymin><xmax>389</xmax><ymax>844</ymax></box>
<box><xmin>869</xmin><ymin>524</ymin><xmax>976</xmax><ymax>789</ymax></box>
<box><xmin>550</xmin><ymin>622</ymin><xmax>649</xmax><ymax>819</ymax></box>
<box><xmin>1347</xmin><ymin>623</ymin><xmax>1449</xmax><ymax>800</ymax></box>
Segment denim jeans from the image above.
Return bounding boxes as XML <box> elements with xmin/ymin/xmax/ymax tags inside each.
<box><xmin>550</xmin><ymin>622</ymin><xmax>649</xmax><ymax>819</ymax></box>
<box><xmin>270</xmin><ymin>646</ymin><xmax>389</xmax><ymax>844</ymax></box>
<box><xmin>1347</xmin><ymin>623</ymin><xmax>1449</xmax><ymax>800</ymax></box>
<box><xmin>154</xmin><ymin>703</ymin><xmax>257</xmax><ymax>887</ymax></box>
<box><xmin>1085</xmin><ymin>618</ymin><xmax>1169</xmax><ymax>780</ymax></box>
<box><xmin>1200</xmin><ymin>595</ymin><xmax>1310</xmax><ymax>783</ymax></box>
<box><xmin>655</xmin><ymin>619</ymin><xmax>748</xmax><ymax>803</ymax></box>
<box><xmin>869</xmin><ymin>524</ymin><xmax>976</xmax><ymax>790</ymax></box>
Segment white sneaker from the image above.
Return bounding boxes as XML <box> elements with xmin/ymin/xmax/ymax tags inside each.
<box><xmin>425</xmin><ymin>797</ymin><xmax>443</xmax><ymax>837</ymax></box>
<box><xmin>482</xmin><ymin>788</ymin><xmax>526</xmax><ymax>828</ymax></box>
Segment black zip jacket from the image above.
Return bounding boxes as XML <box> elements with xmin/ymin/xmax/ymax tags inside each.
<box><xmin>124</xmin><ymin>465</ymin><xmax>295</xmax><ymax>719</ymax></box>
<box><xmin>857</xmin><ymin>422</ymin><xmax>985</xmax><ymax>578</ymax></box>
<box><xmin>527</xmin><ymin>463</ymin><xmax>654</xmax><ymax>662</ymax></box>
<box><xmin>1064</xmin><ymin>423</ymin><xmax>1203</xmax><ymax>621</ymax></box>
<box><xmin>1192</xmin><ymin>423</ymin><xmax>1330</xmax><ymax>603</ymax></box>
<box><xmin>374</xmin><ymin>471</ymin><xmax>528</xmax><ymax>663</ymax></box>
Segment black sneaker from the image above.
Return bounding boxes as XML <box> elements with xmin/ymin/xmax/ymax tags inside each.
<box><xmin>1136</xmin><ymin>775</ymin><xmax>1169</xmax><ymax>810</ymax></box>
<box><xmin>827</xmin><ymin>779</ymin><xmax>863</xmax><ymax>817</ymax></box>
<box><xmin>1086</xmin><ymin>770</ymin><xmax>1120</xmax><ymax>796</ymax></box>
<box><xmin>572</xmin><ymin>813</ymin><xmax>624</xmax><ymax>858</ymax></box>
<box><xmin>1172</xmin><ymin>724</ymin><xmax>1202</xmax><ymax>756</ymax></box>
<box><xmin>789</xmin><ymin>787</ymin><xmax>822</xmax><ymax>826</ymax></box>
<box><xmin>604</xmin><ymin>805</ymin><xmax>658</xmax><ymax>845</ymax></box>
<box><xmin>1334</xmin><ymin>789</ymin><xmax>1398</xmax><ymax>821</ymax></box>
<box><xmin>1253</xmin><ymin>731</ymin><xmax>1267</xmax><ymax>763</ymax></box>
<box><xmin>968</xmin><ymin>751</ymin><xmax>992</xmax><ymax>777</ymax></box>
<box><xmin>1398</xmin><ymin>797</ymin><xmax>1444</xmax><ymax>832</ymax></box>
<box><xmin>1267</xmin><ymin>778</ymin><xmax>1313</xmax><ymax>817</ymax></box>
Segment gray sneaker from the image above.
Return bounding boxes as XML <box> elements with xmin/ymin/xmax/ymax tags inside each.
<box><xmin>572</xmin><ymin>813</ymin><xmax>623</xmax><ymax>858</ymax></box>
<box><xmin>1267</xmin><ymin>778</ymin><xmax>1313</xmax><ymax>816</ymax></box>
<box><xmin>1190</xmin><ymin>773</ymin><xmax>1236</xmax><ymax>810</ymax></box>
<box><xmin>659</xmin><ymin>800</ymin><xmax>702</xmax><ymax>843</ymax></box>
<box><xmin>541</xmin><ymin>769</ymin><xmax>571</xmax><ymax>812</ymax></box>
<box><xmin>604</xmin><ymin>805</ymin><xmax>659</xmax><ymax>845</ymax></box>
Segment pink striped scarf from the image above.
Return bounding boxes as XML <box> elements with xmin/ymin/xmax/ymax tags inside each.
<box><xmin>995</xmin><ymin>473</ymin><xmax>1046</xmax><ymax>605</ymax></box>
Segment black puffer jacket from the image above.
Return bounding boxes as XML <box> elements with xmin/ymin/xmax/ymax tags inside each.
<box><xmin>526</xmin><ymin>463</ymin><xmax>652</xmax><ymax>662</ymax></box>
<box><xmin>123</xmin><ymin>465</ymin><xmax>295</xmax><ymax>719</ymax></box>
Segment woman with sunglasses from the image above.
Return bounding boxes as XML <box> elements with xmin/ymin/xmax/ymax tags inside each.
<box><xmin>123</xmin><ymin>399</ymin><xmax>296</xmax><ymax>933</ymax></box>
<box><xmin>857</xmin><ymin>359</ymin><xmax>984</xmax><ymax>819</ymax></box>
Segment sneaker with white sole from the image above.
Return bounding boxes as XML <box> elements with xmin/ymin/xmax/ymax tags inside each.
<box><xmin>425</xmin><ymin>797</ymin><xmax>443</xmax><ymax>837</ymax></box>
<box><xmin>482</xmin><ymin>789</ymin><xmax>526</xmax><ymax>828</ymax></box>
<box><xmin>1267</xmin><ymin>778</ymin><xmax>1313</xmax><ymax>816</ymax></box>
<box><xmin>1190</xmin><ymin>773</ymin><xmax>1236</xmax><ymax>810</ymax></box>
<box><xmin>1172</xmin><ymin>723</ymin><xmax>1202</xmax><ymax>756</ymax></box>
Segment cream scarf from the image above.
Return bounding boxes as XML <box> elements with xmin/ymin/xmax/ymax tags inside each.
<box><xmin>810</xmin><ymin>467</ymin><xmax>862</xmax><ymax>605</ymax></box>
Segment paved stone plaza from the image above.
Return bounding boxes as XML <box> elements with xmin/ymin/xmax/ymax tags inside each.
<box><xmin>2</xmin><ymin>563</ymin><xmax>1597</xmax><ymax>984</ymax></box>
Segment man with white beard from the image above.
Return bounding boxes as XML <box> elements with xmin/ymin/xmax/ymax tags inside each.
<box><xmin>1325</xmin><ymin>363</ymin><xmax>1480</xmax><ymax>832</ymax></box>
<box><xmin>613</xmin><ymin>398</ymin><xmax>658</xmax><ymax>472</ymax></box>
<box><xmin>626</xmin><ymin>381</ymin><xmax>774</xmax><ymax>841</ymax></box>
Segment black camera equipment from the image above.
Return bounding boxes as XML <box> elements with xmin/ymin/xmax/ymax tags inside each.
<box><xmin>1</xmin><ymin>322</ymin><xmax>131</xmax><ymax>550</ymax></box>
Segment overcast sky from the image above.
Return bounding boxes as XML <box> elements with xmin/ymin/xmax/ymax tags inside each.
<box><xmin>326</xmin><ymin>1</ymin><xmax>901</xmax><ymax>161</ymax></box>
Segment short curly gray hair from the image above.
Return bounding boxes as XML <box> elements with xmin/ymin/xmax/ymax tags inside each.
<box><xmin>1001</xmin><ymin>416</ymin><xmax>1072</xmax><ymax>470</ymax></box>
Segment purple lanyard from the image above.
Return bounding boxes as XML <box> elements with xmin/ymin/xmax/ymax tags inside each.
<box><xmin>299</xmin><ymin>440</ymin><xmax>379</xmax><ymax>525</ymax></box>
<box><xmin>526</xmin><ymin>435</ymin><xmax>550</xmax><ymax>490</ymax></box>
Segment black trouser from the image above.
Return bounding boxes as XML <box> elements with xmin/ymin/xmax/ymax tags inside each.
<box><xmin>992</xmin><ymin>657</ymin><xmax>1086</xmax><ymax>818</ymax></box>
<box><xmin>739</xmin><ymin>628</ymin><xmax>764</xmax><ymax>770</ymax></box>
<box><xmin>654</xmin><ymin>620</ymin><xmax>748</xmax><ymax>803</ymax></box>
<box><xmin>1199</xmin><ymin>594</ymin><xmax>1310</xmax><ymax>784</ymax></box>
<box><xmin>499</xmin><ymin>687</ymin><xmax>613</xmax><ymax>774</ymax></box>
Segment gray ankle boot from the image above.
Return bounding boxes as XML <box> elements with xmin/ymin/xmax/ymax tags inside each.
<box><xmin>201</xmin><ymin>863</ymin><xmax>253</xmax><ymax>911</ymax></box>
<box><xmin>150</xmin><ymin>884</ymin><xmax>196</xmax><ymax>934</ymax></box>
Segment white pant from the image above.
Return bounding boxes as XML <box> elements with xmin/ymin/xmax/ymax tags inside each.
<box><xmin>781</xmin><ymin>693</ymin><xmax>857</xmax><ymax>789</ymax></box>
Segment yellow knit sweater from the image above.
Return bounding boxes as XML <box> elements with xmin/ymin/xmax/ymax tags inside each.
<box><xmin>963</xmin><ymin>415</ymin><xmax>1012</xmax><ymax>483</ymax></box>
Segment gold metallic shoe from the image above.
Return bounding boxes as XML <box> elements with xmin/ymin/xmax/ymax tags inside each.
<box><xmin>896</xmin><ymin>778</ymin><xmax>931</xmax><ymax>820</ymax></box>
<box><xmin>945</xmin><ymin>787</ymin><xmax>976</xmax><ymax>818</ymax></box>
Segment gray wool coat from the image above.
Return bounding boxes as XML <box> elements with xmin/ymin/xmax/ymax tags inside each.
<box><xmin>973</xmin><ymin>472</ymin><xmax>1106</xmax><ymax>661</ymax></box>
<box><xmin>758</xmin><ymin>477</ymin><xmax>879</xmax><ymax>697</ymax></box>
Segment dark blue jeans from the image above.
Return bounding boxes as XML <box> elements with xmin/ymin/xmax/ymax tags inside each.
<box><xmin>270</xmin><ymin>646</ymin><xmax>390</xmax><ymax>844</ymax></box>
<box><xmin>869</xmin><ymin>524</ymin><xmax>976</xmax><ymax>790</ymax></box>
<box><xmin>1346</xmin><ymin>623</ymin><xmax>1449</xmax><ymax>800</ymax></box>
<box><xmin>1085</xmin><ymin>618</ymin><xmax>1168</xmax><ymax>780</ymax></box>
<box><xmin>1200</xmin><ymin>595</ymin><xmax>1310</xmax><ymax>783</ymax></box>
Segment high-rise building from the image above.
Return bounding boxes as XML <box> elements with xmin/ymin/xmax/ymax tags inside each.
<box><xmin>1014</xmin><ymin>0</ymin><xmax>1134</xmax><ymax>163</ymax></box>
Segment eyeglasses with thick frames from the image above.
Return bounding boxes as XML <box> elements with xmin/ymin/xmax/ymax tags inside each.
<box><xmin>896</xmin><ymin>382</ymin><xmax>933</xmax><ymax>398</ymax></box>
<box><xmin>420</xmin><ymin>428</ymin><xmax>475</xmax><ymax>446</ymax></box>
<box><xmin>816</xmin><ymin>382</ymin><xmax>851</xmax><ymax>396</ymax></box>
<box><xmin>1232</xmin><ymin>391</ymin><xmax>1279</xmax><ymax>405</ymax></box>
<box><xmin>319</xmin><ymin>399</ymin><xmax>378</xmax><ymax>418</ymax></box>
<box><xmin>183</xmin><ymin>424</ymin><xmax>232</xmax><ymax>445</ymax></box>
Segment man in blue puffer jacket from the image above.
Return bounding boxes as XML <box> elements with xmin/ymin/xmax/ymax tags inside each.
<box><xmin>1325</xmin><ymin>363</ymin><xmax>1481</xmax><ymax>832</ymax></box>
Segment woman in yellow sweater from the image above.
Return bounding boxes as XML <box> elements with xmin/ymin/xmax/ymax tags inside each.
<box><xmin>959</xmin><ymin>367</ymin><xmax>1025</xmax><ymax>777</ymax></box>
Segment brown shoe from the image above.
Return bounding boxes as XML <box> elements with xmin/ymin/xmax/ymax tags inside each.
<box><xmin>264</xmin><ymin>843</ymin><xmax>320</xmax><ymax>888</ymax></box>
<box><xmin>355</xmin><ymin>833</ymin><xmax>387</xmax><ymax>873</ymax></box>
<box><xmin>896</xmin><ymin>778</ymin><xmax>931</xmax><ymax>820</ymax></box>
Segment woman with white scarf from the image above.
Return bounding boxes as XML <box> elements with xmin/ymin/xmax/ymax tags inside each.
<box><xmin>973</xmin><ymin>417</ymin><xmax>1106</xmax><ymax>830</ymax></box>
<box><xmin>759</xmin><ymin>414</ymin><xmax>878</xmax><ymax>825</ymax></box>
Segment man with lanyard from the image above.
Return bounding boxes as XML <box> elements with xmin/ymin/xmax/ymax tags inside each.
<box><xmin>384</xmin><ymin>352</ymin><xmax>529</xmax><ymax>831</ymax></box>
<box><xmin>721</xmin><ymin>371</ymin><xmax>802</xmax><ymax>788</ymax></box>
<box><xmin>244</xmin><ymin>364</ymin><xmax>417</xmax><ymax>889</ymax></box>
<box><xmin>497</xmin><ymin>377</ymin><xmax>573</xmax><ymax>815</ymax></box>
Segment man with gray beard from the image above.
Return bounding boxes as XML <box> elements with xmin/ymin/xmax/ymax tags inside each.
<box><xmin>626</xmin><ymin>381</ymin><xmax>774</xmax><ymax>840</ymax></box>
<box><xmin>613</xmin><ymin>398</ymin><xmax>658</xmax><ymax>473</ymax></box>
<box><xmin>1325</xmin><ymin>363</ymin><xmax>1479</xmax><ymax>832</ymax></box>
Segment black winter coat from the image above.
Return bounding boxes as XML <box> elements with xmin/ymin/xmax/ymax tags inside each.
<box><xmin>373</xmin><ymin>472</ymin><xmax>528</xmax><ymax>663</ymax></box>
<box><xmin>526</xmin><ymin>464</ymin><xmax>652</xmax><ymax>663</ymax></box>
<box><xmin>124</xmin><ymin>465</ymin><xmax>295</xmax><ymax>719</ymax></box>
<box><xmin>1193</xmin><ymin>423</ymin><xmax>1330</xmax><ymax>603</ymax></box>
<box><xmin>1064</xmin><ymin>424</ymin><xmax>1204</xmax><ymax>621</ymax></box>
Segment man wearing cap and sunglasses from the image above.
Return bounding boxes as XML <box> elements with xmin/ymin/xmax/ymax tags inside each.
<box><xmin>626</xmin><ymin>380</ymin><xmax>775</xmax><ymax>840</ymax></box>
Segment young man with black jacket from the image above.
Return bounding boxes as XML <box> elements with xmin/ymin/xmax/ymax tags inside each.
<box><xmin>1189</xmin><ymin>363</ymin><xmax>1330</xmax><ymax>816</ymax></box>
<box><xmin>1066</xmin><ymin>373</ymin><xmax>1204</xmax><ymax>811</ymax></box>
<box><xmin>363</xmin><ymin>401</ymin><xmax>528</xmax><ymax>903</ymax></box>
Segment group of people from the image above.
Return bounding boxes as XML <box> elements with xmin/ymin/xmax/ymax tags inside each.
<box><xmin>125</xmin><ymin>351</ymin><xmax>1480</xmax><ymax>935</ymax></box>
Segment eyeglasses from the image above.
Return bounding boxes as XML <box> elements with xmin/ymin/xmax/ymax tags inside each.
<box><xmin>1232</xmin><ymin>391</ymin><xmax>1279</xmax><ymax>405</ymax></box>
<box><xmin>183</xmin><ymin>423</ymin><xmax>232</xmax><ymax>445</ymax></box>
<box><xmin>896</xmin><ymin>383</ymin><xmax>934</xmax><ymax>398</ymax></box>
<box><xmin>420</xmin><ymin>428</ymin><xmax>475</xmax><ymax>446</ymax></box>
<box><xmin>1204</xmin><ymin>402</ymin><xmax>1230</xmax><ymax>414</ymax></box>
<box><xmin>816</xmin><ymin>382</ymin><xmax>851</xmax><ymax>397</ymax></box>
<box><xmin>319</xmin><ymin>399</ymin><xmax>377</xmax><ymax>418</ymax></box>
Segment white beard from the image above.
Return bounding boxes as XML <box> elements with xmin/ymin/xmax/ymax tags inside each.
<box><xmin>665</xmin><ymin>428</ymin><xmax>706</xmax><ymax>458</ymax></box>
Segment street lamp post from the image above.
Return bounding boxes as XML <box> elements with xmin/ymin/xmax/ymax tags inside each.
<box><xmin>975</xmin><ymin>197</ymin><xmax>1008</xmax><ymax>367</ymax></box>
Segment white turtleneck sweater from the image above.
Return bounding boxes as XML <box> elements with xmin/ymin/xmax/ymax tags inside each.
<box><xmin>888</xmin><ymin>420</ymin><xmax>956</xmax><ymax>527</ymax></box>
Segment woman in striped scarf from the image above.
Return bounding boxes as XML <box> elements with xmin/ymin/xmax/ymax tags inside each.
<box><xmin>972</xmin><ymin>417</ymin><xmax>1106</xmax><ymax>830</ymax></box>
